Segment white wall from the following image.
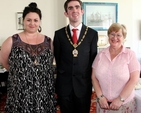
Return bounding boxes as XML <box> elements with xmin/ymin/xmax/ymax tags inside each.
<box><xmin>0</xmin><ymin>0</ymin><xmax>66</xmax><ymax>45</ymax></box>
<box><xmin>132</xmin><ymin>0</ymin><xmax>141</xmax><ymax>63</ymax></box>
<box><xmin>0</xmin><ymin>0</ymin><xmax>141</xmax><ymax>61</ymax></box>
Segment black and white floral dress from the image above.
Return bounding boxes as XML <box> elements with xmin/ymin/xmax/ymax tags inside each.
<box><xmin>5</xmin><ymin>34</ymin><xmax>56</xmax><ymax>113</ymax></box>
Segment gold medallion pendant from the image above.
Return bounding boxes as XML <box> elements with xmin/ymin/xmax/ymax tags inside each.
<box><xmin>72</xmin><ymin>49</ymin><xmax>78</xmax><ymax>57</ymax></box>
<box><xmin>65</xmin><ymin>26</ymin><xmax>88</xmax><ymax>58</ymax></box>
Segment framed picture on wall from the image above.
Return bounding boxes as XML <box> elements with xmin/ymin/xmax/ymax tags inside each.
<box><xmin>16</xmin><ymin>12</ymin><xmax>23</xmax><ymax>30</ymax></box>
<box><xmin>82</xmin><ymin>2</ymin><xmax>118</xmax><ymax>31</ymax></box>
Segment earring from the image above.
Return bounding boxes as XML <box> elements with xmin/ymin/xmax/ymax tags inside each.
<box><xmin>38</xmin><ymin>26</ymin><xmax>42</xmax><ymax>32</ymax></box>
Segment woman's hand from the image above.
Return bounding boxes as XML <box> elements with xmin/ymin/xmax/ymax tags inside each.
<box><xmin>99</xmin><ymin>96</ymin><xmax>110</xmax><ymax>109</ymax></box>
<box><xmin>109</xmin><ymin>97</ymin><xmax>123</xmax><ymax>110</ymax></box>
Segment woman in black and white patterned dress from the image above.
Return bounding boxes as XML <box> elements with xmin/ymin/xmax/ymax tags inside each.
<box><xmin>0</xmin><ymin>2</ymin><xmax>56</xmax><ymax>113</ymax></box>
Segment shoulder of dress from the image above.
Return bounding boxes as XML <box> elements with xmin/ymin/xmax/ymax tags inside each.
<box><xmin>11</xmin><ymin>34</ymin><xmax>21</xmax><ymax>43</ymax></box>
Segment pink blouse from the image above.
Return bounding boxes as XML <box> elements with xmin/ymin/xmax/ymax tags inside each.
<box><xmin>92</xmin><ymin>46</ymin><xmax>140</xmax><ymax>104</ymax></box>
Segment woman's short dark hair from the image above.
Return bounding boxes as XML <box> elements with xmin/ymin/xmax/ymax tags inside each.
<box><xmin>22</xmin><ymin>2</ymin><xmax>42</xmax><ymax>20</ymax></box>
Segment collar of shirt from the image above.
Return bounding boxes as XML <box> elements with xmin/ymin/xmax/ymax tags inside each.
<box><xmin>69</xmin><ymin>23</ymin><xmax>82</xmax><ymax>39</ymax></box>
<box><xmin>100</xmin><ymin>46</ymin><xmax>128</xmax><ymax>61</ymax></box>
<box><xmin>102</xmin><ymin>45</ymin><xmax>127</xmax><ymax>55</ymax></box>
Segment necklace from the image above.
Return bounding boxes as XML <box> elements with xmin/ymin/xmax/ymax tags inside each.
<box><xmin>24</xmin><ymin>32</ymin><xmax>40</xmax><ymax>65</ymax></box>
<box><xmin>65</xmin><ymin>26</ymin><xmax>88</xmax><ymax>57</ymax></box>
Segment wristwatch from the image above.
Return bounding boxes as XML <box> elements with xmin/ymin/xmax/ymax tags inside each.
<box><xmin>96</xmin><ymin>94</ymin><xmax>104</xmax><ymax>102</ymax></box>
<box><xmin>119</xmin><ymin>95</ymin><xmax>125</xmax><ymax>102</ymax></box>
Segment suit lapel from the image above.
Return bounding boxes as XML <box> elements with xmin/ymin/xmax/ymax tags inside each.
<box><xmin>66</xmin><ymin>25</ymin><xmax>73</xmax><ymax>42</ymax></box>
<box><xmin>78</xmin><ymin>24</ymin><xmax>87</xmax><ymax>42</ymax></box>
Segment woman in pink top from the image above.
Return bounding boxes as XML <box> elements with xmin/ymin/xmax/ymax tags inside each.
<box><xmin>92</xmin><ymin>23</ymin><xmax>140</xmax><ymax>113</ymax></box>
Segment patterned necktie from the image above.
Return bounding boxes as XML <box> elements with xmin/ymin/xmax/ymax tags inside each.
<box><xmin>72</xmin><ymin>29</ymin><xmax>78</xmax><ymax>44</ymax></box>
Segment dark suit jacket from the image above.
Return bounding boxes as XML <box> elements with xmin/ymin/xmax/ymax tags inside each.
<box><xmin>53</xmin><ymin>24</ymin><xmax>98</xmax><ymax>98</ymax></box>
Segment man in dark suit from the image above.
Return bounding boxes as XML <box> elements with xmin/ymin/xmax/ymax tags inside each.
<box><xmin>53</xmin><ymin>0</ymin><xmax>98</xmax><ymax>113</ymax></box>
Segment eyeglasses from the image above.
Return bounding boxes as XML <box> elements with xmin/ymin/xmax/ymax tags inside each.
<box><xmin>109</xmin><ymin>33</ymin><xmax>122</xmax><ymax>38</ymax></box>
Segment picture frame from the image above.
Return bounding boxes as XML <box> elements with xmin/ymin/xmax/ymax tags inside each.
<box><xmin>98</xmin><ymin>35</ymin><xmax>108</xmax><ymax>47</ymax></box>
<box><xmin>16</xmin><ymin>12</ymin><xmax>23</xmax><ymax>30</ymax></box>
<box><xmin>82</xmin><ymin>2</ymin><xmax>118</xmax><ymax>31</ymax></box>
